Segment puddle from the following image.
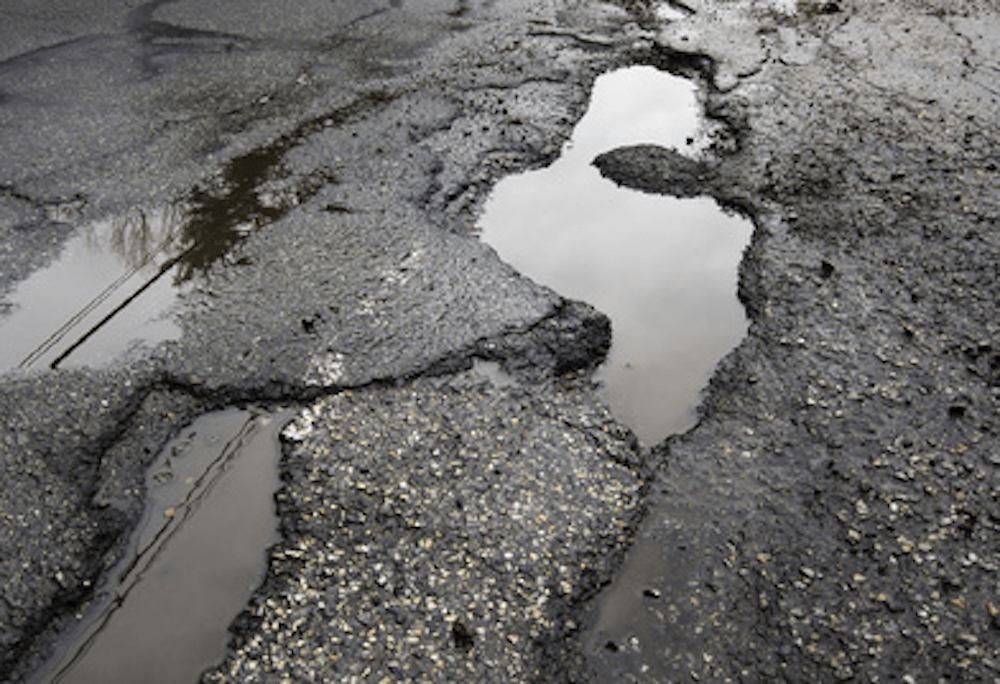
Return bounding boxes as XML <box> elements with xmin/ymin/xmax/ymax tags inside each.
<box><xmin>477</xmin><ymin>65</ymin><xmax>752</xmax><ymax>445</ymax></box>
<box><xmin>0</xmin><ymin>208</ymin><xmax>190</xmax><ymax>372</ymax></box>
<box><xmin>30</xmin><ymin>409</ymin><xmax>289</xmax><ymax>684</ymax></box>
<box><xmin>582</xmin><ymin>504</ymin><xmax>710</xmax><ymax>681</ymax></box>
<box><xmin>0</xmin><ymin>136</ymin><xmax>313</xmax><ymax>374</ymax></box>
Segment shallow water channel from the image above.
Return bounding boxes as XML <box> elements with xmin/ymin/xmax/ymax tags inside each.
<box><xmin>478</xmin><ymin>65</ymin><xmax>752</xmax><ymax>445</ymax></box>
<box><xmin>32</xmin><ymin>409</ymin><xmax>288</xmax><ymax>684</ymax></box>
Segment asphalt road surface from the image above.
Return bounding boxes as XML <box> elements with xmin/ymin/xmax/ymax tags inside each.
<box><xmin>2</xmin><ymin>0</ymin><xmax>1000</xmax><ymax>682</ymax></box>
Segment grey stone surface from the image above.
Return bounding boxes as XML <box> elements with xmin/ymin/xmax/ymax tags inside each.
<box><xmin>204</xmin><ymin>373</ymin><xmax>643</xmax><ymax>682</ymax></box>
<box><xmin>2</xmin><ymin>0</ymin><xmax>999</xmax><ymax>682</ymax></box>
<box><xmin>584</xmin><ymin>0</ymin><xmax>1000</xmax><ymax>681</ymax></box>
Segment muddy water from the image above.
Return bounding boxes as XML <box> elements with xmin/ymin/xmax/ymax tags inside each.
<box><xmin>32</xmin><ymin>409</ymin><xmax>288</xmax><ymax>684</ymax></box>
<box><xmin>582</xmin><ymin>502</ymin><xmax>713</xmax><ymax>680</ymax></box>
<box><xmin>477</xmin><ymin>66</ymin><xmax>752</xmax><ymax>445</ymax></box>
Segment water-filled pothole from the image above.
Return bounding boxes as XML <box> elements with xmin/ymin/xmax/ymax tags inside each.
<box><xmin>477</xmin><ymin>65</ymin><xmax>752</xmax><ymax>445</ymax></box>
<box><xmin>0</xmin><ymin>208</ymin><xmax>190</xmax><ymax>371</ymax></box>
<box><xmin>31</xmin><ymin>409</ymin><xmax>288</xmax><ymax>684</ymax></box>
<box><xmin>0</xmin><ymin>138</ymin><xmax>311</xmax><ymax>373</ymax></box>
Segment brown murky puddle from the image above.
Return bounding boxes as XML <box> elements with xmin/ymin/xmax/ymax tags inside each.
<box><xmin>478</xmin><ymin>65</ymin><xmax>752</xmax><ymax>445</ymax></box>
<box><xmin>30</xmin><ymin>409</ymin><xmax>289</xmax><ymax>684</ymax></box>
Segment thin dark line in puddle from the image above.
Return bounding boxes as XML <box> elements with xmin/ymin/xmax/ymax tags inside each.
<box><xmin>19</xmin><ymin>243</ymin><xmax>160</xmax><ymax>369</ymax></box>
<box><xmin>477</xmin><ymin>65</ymin><xmax>752</xmax><ymax>446</ymax></box>
<box><xmin>1</xmin><ymin>207</ymin><xmax>187</xmax><ymax>371</ymax></box>
<box><xmin>45</xmin><ymin>240</ymin><xmax>199</xmax><ymax>369</ymax></box>
<box><xmin>32</xmin><ymin>409</ymin><xmax>291</xmax><ymax>684</ymax></box>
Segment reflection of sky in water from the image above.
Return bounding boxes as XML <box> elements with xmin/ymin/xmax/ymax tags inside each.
<box><xmin>0</xmin><ymin>209</ymin><xmax>187</xmax><ymax>372</ymax></box>
<box><xmin>35</xmin><ymin>410</ymin><xmax>284</xmax><ymax>684</ymax></box>
<box><xmin>0</xmin><ymin>140</ymin><xmax>284</xmax><ymax>373</ymax></box>
<box><xmin>479</xmin><ymin>66</ymin><xmax>753</xmax><ymax>444</ymax></box>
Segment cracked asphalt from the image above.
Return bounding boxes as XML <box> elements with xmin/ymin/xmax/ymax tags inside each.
<box><xmin>2</xmin><ymin>0</ymin><xmax>1000</xmax><ymax>682</ymax></box>
<box><xmin>590</xmin><ymin>0</ymin><xmax>1000</xmax><ymax>681</ymax></box>
<box><xmin>206</xmin><ymin>374</ymin><xmax>642</xmax><ymax>682</ymax></box>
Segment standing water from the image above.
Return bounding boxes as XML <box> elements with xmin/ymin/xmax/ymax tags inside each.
<box><xmin>0</xmin><ymin>208</ymin><xmax>188</xmax><ymax>372</ymax></box>
<box><xmin>31</xmin><ymin>409</ymin><xmax>288</xmax><ymax>684</ymax></box>
<box><xmin>477</xmin><ymin>66</ymin><xmax>752</xmax><ymax>445</ymax></box>
<box><xmin>478</xmin><ymin>66</ymin><xmax>756</xmax><ymax>680</ymax></box>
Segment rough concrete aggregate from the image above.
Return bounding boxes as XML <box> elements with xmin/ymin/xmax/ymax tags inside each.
<box><xmin>203</xmin><ymin>373</ymin><xmax>643</xmax><ymax>682</ymax></box>
<box><xmin>584</xmin><ymin>0</ymin><xmax>1000</xmax><ymax>681</ymax></box>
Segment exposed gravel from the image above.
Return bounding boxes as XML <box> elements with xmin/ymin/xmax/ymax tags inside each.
<box><xmin>585</xmin><ymin>0</ymin><xmax>1000</xmax><ymax>681</ymax></box>
<box><xmin>203</xmin><ymin>372</ymin><xmax>644</xmax><ymax>682</ymax></box>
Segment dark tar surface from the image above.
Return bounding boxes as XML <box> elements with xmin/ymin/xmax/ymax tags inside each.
<box><xmin>2</xmin><ymin>0</ymin><xmax>1000</xmax><ymax>682</ymax></box>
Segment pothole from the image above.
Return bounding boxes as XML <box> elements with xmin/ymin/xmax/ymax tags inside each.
<box><xmin>0</xmin><ymin>207</ymin><xmax>190</xmax><ymax>371</ymax></box>
<box><xmin>0</xmin><ymin>137</ymin><xmax>317</xmax><ymax>373</ymax></box>
<box><xmin>477</xmin><ymin>65</ymin><xmax>752</xmax><ymax>445</ymax></box>
<box><xmin>30</xmin><ymin>409</ymin><xmax>290</xmax><ymax>684</ymax></box>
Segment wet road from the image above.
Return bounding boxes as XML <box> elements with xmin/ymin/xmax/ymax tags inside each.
<box><xmin>1</xmin><ymin>1</ymin><xmax>638</xmax><ymax>680</ymax></box>
<box><xmin>3</xmin><ymin>0</ymin><xmax>1000</xmax><ymax>682</ymax></box>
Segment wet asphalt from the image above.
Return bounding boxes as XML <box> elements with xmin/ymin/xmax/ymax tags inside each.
<box><xmin>2</xmin><ymin>0</ymin><xmax>1000</xmax><ymax>682</ymax></box>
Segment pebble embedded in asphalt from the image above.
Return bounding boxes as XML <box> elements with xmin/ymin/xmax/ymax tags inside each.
<box><xmin>203</xmin><ymin>371</ymin><xmax>644</xmax><ymax>682</ymax></box>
